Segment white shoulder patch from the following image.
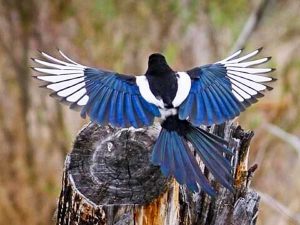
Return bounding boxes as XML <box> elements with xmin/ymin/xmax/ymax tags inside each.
<box><xmin>172</xmin><ymin>72</ymin><xmax>191</xmax><ymax>107</ymax></box>
<box><xmin>136</xmin><ymin>75</ymin><xmax>164</xmax><ymax>108</ymax></box>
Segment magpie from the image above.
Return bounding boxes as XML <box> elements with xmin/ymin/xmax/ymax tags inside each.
<box><xmin>32</xmin><ymin>48</ymin><xmax>275</xmax><ymax>196</ymax></box>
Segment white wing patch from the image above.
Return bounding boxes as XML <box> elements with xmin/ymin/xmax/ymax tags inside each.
<box><xmin>159</xmin><ymin>108</ymin><xmax>177</xmax><ymax>120</ymax></box>
<box><xmin>217</xmin><ymin>48</ymin><xmax>275</xmax><ymax>103</ymax></box>
<box><xmin>172</xmin><ymin>72</ymin><xmax>191</xmax><ymax>107</ymax></box>
<box><xmin>32</xmin><ymin>50</ymin><xmax>89</xmax><ymax>107</ymax></box>
<box><xmin>136</xmin><ymin>76</ymin><xmax>164</xmax><ymax>108</ymax></box>
<box><xmin>66</xmin><ymin>88</ymin><xmax>86</xmax><ymax>102</ymax></box>
<box><xmin>36</xmin><ymin>74</ymin><xmax>84</xmax><ymax>82</ymax></box>
<box><xmin>78</xmin><ymin>95</ymin><xmax>89</xmax><ymax>106</ymax></box>
<box><xmin>46</xmin><ymin>77</ymin><xmax>85</xmax><ymax>91</ymax></box>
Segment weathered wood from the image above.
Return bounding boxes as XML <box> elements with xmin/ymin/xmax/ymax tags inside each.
<box><xmin>56</xmin><ymin>122</ymin><xmax>259</xmax><ymax>225</ymax></box>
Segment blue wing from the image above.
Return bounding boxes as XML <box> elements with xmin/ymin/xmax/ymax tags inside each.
<box><xmin>179</xmin><ymin>48</ymin><xmax>276</xmax><ymax>126</ymax></box>
<box><xmin>32</xmin><ymin>50</ymin><xmax>160</xmax><ymax>128</ymax></box>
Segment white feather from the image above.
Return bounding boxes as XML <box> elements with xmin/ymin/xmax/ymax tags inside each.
<box><xmin>230</xmin><ymin>79</ymin><xmax>257</xmax><ymax>95</ymax></box>
<box><xmin>66</xmin><ymin>88</ymin><xmax>87</xmax><ymax>102</ymax></box>
<box><xmin>41</xmin><ymin>51</ymin><xmax>79</xmax><ymax>66</ymax></box>
<box><xmin>37</xmin><ymin>74</ymin><xmax>83</xmax><ymax>82</ymax></box>
<box><xmin>77</xmin><ymin>95</ymin><xmax>89</xmax><ymax>106</ymax></box>
<box><xmin>34</xmin><ymin>68</ymin><xmax>84</xmax><ymax>75</ymax></box>
<box><xmin>223</xmin><ymin>58</ymin><xmax>269</xmax><ymax>67</ymax></box>
<box><xmin>232</xmin><ymin>85</ymin><xmax>251</xmax><ymax>99</ymax></box>
<box><xmin>136</xmin><ymin>75</ymin><xmax>164</xmax><ymax>108</ymax></box>
<box><xmin>57</xmin><ymin>83</ymin><xmax>85</xmax><ymax>97</ymax></box>
<box><xmin>228</xmin><ymin>74</ymin><xmax>266</xmax><ymax>91</ymax></box>
<box><xmin>159</xmin><ymin>108</ymin><xmax>177</xmax><ymax>120</ymax></box>
<box><xmin>58</xmin><ymin>50</ymin><xmax>85</xmax><ymax>66</ymax></box>
<box><xmin>225</xmin><ymin>49</ymin><xmax>260</xmax><ymax>63</ymax></box>
<box><xmin>35</xmin><ymin>51</ymin><xmax>90</xmax><ymax>107</ymax></box>
<box><xmin>47</xmin><ymin>77</ymin><xmax>84</xmax><ymax>91</ymax></box>
<box><xmin>213</xmin><ymin>48</ymin><xmax>274</xmax><ymax>102</ymax></box>
<box><xmin>172</xmin><ymin>72</ymin><xmax>191</xmax><ymax>107</ymax></box>
<box><xmin>226</xmin><ymin>67</ymin><xmax>272</xmax><ymax>74</ymax></box>
<box><xmin>227</xmin><ymin>71</ymin><xmax>272</xmax><ymax>82</ymax></box>
<box><xmin>217</xmin><ymin>49</ymin><xmax>243</xmax><ymax>63</ymax></box>
<box><xmin>33</xmin><ymin>59</ymin><xmax>83</xmax><ymax>70</ymax></box>
<box><xmin>232</xmin><ymin>90</ymin><xmax>244</xmax><ymax>102</ymax></box>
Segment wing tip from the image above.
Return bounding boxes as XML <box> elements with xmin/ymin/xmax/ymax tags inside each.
<box><xmin>236</xmin><ymin>48</ymin><xmax>244</xmax><ymax>54</ymax></box>
<box><xmin>261</xmin><ymin>68</ymin><xmax>276</xmax><ymax>74</ymax></box>
<box><xmin>255</xmin><ymin>91</ymin><xmax>265</xmax><ymax>98</ymax></box>
<box><xmin>30</xmin><ymin>66</ymin><xmax>38</xmax><ymax>72</ymax></box>
<box><xmin>49</xmin><ymin>91</ymin><xmax>61</xmax><ymax>98</ymax></box>
<box><xmin>57</xmin><ymin>47</ymin><xmax>64</xmax><ymax>56</ymax></box>
<box><xmin>257</xmin><ymin>46</ymin><xmax>263</xmax><ymax>52</ymax></box>
<box><xmin>271</xmin><ymin>77</ymin><xmax>277</xmax><ymax>81</ymax></box>
<box><xmin>39</xmin><ymin>83</ymin><xmax>49</xmax><ymax>88</ymax></box>
<box><xmin>32</xmin><ymin>75</ymin><xmax>40</xmax><ymax>80</ymax></box>
<box><xmin>37</xmin><ymin>49</ymin><xmax>46</xmax><ymax>56</ymax></box>
<box><xmin>239</xmin><ymin>47</ymin><xmax>245</xmax><ymax>53</ymax></box>
<box><xmin>69</xmin><ymin>103</ymin><xmax>82</xmax><ymax>111</ymax></box>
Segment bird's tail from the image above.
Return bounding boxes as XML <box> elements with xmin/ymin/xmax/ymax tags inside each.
<box><xmin>151</xmin><ymin>116</ymin><xmax>234</xmax><ymax>196</ymax></box>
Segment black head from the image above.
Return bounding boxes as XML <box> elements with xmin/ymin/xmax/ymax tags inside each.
<box><xmin>148</xmin><ymin>53</ymin><xmax>166</xmax><ymax>64</ymax></box>
<box><xmin>146</xmin><ymin>53</ymin><xmax>173</xmax><ymax>75</ymax></box>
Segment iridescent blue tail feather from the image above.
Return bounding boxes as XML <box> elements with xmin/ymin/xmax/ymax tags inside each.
<box><xmin>151</xmin><ymin>118</ymin><xmax>234</xmax><ymax>196</ymax></box>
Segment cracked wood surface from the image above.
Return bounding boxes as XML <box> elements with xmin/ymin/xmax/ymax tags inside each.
<box><xmin>67</xmin><ymin>123</ymin><xmax>169</xmax><ymax>205</ymax></box>
<box><xmin>56</xmin><ymin>122</ymin><xmax>260</xmax><ymax>225</ymax></box>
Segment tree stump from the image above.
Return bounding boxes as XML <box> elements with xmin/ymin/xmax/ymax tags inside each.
<box><xmin>56</xmin><ymin>122</ymin><xmax>260</xmax><ymax>225</ymax></box>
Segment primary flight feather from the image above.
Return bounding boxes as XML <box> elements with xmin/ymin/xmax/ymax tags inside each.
<box><xmin>32</xmin><ymin>48</ymin><xmax>275</xmax><ymax>196</ymax></box>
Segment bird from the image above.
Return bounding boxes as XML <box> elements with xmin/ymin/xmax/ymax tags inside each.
<box><xmin>31</xmin><ymin>48</ymin><xmax>275</xmax><ymax>196</ymax></box>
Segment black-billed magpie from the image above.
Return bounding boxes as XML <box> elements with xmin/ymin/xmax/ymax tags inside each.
<box><xmin>32</xmin><ymin>48</ymin><xmax>275</xmax><ymax>196</ymax></box>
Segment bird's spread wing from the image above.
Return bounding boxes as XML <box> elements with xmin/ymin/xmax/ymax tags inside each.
<box><xmin>179</xmin><ymin>48</ymin><xmax>276</xmax><ymax>126</ymax></box>
<box><xmin>32</xmin><ymin>50</ymin><xmax>160</xmax><ymax>128</ymax></box>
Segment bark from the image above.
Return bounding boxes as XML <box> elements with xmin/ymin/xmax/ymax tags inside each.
<box><xmin>56</xmin><ymin>122</ymin><xmax>259</xmax><ymax>225</ymax></box>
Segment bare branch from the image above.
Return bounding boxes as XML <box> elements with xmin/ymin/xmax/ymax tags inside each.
<box><xmin>232</xmin><ymin>0</ymin><xmax>272</xmax><ymax>51</ymax></box>
<box><xmin>257</xmin><ymin>190</ymin><xmax>300</xmax><ymax>224</ymax></box>
<box><xmin>263</xmin><ymin>123</ymin><xmax>300</xmax><ymax>156</ymax></box>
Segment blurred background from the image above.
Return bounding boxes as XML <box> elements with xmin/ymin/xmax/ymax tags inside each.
<box><xmin>0</xmin><ymin>0</ymin><xmax>299</xmax><ymax>224</ymax></box>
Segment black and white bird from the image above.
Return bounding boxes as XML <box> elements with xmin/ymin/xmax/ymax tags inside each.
<box><xmin>32</xmin><ymin>48</ymin><xmax>275</xmax><ymax>196</ymax></box>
